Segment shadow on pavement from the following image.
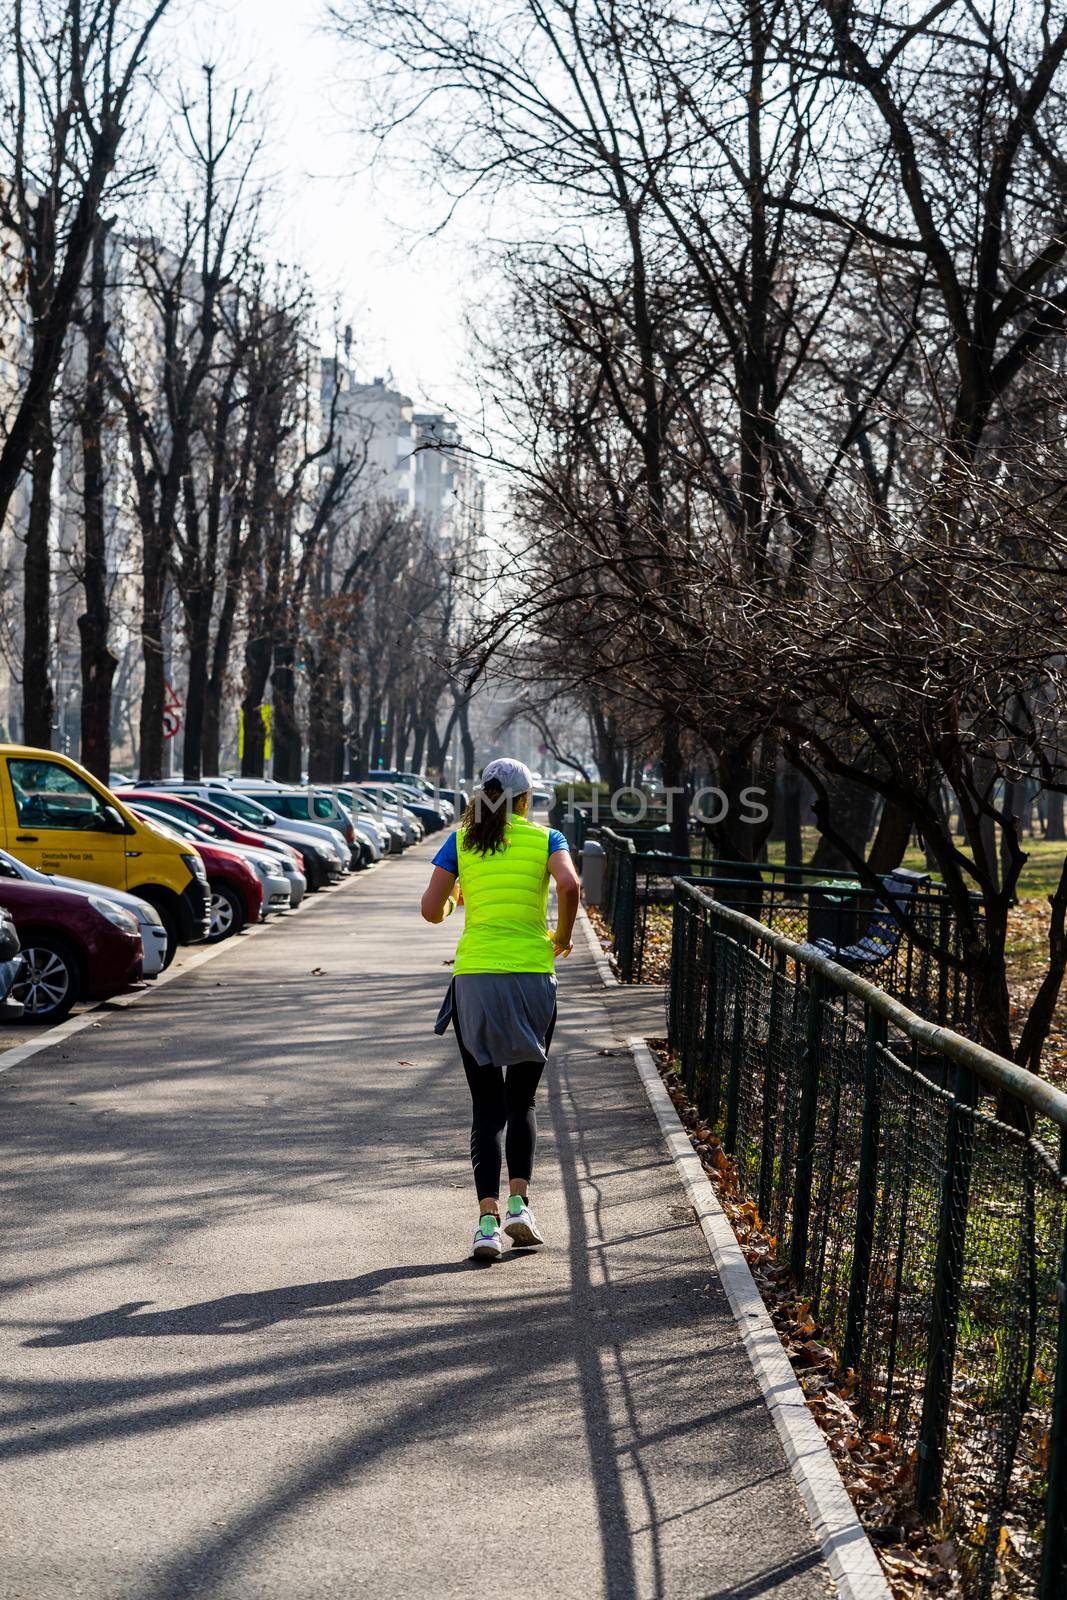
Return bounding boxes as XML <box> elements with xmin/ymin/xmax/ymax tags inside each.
<box><xmin>23</xmin><ymin>1258</ymin><xmax>525</xmax><ymax>1345</ymax></box>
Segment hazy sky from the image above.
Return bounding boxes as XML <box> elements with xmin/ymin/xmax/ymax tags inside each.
<box><xmin>165</xmin><ymin>0</ymin><xmax>478</xmax><ymax>415</ymax></box>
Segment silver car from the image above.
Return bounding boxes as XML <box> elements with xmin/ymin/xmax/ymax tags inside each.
<box><xmin>130</xmin><ymin>807</ymin><xmax>293</xmax><ymax>921</ymax></box>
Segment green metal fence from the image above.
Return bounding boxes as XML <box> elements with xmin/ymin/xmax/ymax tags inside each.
<box><xmin>667</xmin><ymin>879</ymin><xmax>1067</xmax><ymax>1599</ymax></box>
<box><xmin>598</xmin><ymin>830</ymin><xmax>978</xmax><ymax>1031</ymax></box>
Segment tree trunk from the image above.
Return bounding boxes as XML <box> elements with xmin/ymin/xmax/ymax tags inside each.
<box><xmin>307</xmin><ymin>637</ymin><xmax>345</xmax><ymax>783</ymax></box>
<box><xmin>661</xmin><ymin>713</ymin><xmax>689</xmax><ymax>855</ymax></box>
<box><xmin>1000</xmin><ymin>777</ymin><xmax>1022</xmax><ymax>882</ymax></box>
<box><xmin>867</xmin><ymin>797</ymin><xmax>913</xmax><ymax>874</ymax></box>
<box><xmin>182</xmin><ymin>594</ymin><xmax>211</xmax><ymax>780</ymax></box>
<box><xmin>810</xmin><ymin>774</ymin><xmax>877</xmax><ymax>870</ymax></box>
<box><xmin>346</xmin><ymin>668</ymin><xmax>364</xmax><ymax>779</ymax></box>
<box><xmin>23</xmin><ymin>409</ymin><xmax>55</xmax><ymax>747</ymax></box>
<box><xmin>783</xmin><ymin>761</ymin><xmax>804</xmax><ymax>869</ymax></box>
<box><xmin>411</xmin><ymin>722</ymin><xmax>427</xmax><ymax>773</ymax></box>
<box><xmin>271</xmin><ymin>638</ymin><xmax>301</xmax><ymax>783</ymax></box>
<box><xmin>139</xmin><ymin>531</ymin><xmax>167</xmax><ymax>779</ymax></box>
<box><xmin>78</xmin><ymin>222</ymin><xmax>117</xmax><ymax>781</ymax></box>
<box><xmin>589</xmin><ymin>705</ymin><xmax>623</xmax><ymax>791</ymax></box>
<box><xmin>241</xmin><ymin>631</ymin><xmax>272</xmax><ymax>778</ymax></box>
<box><xmin>202</xmin><ymin>578</ymin><xmax>242</xmax><ymax>775</ymax></box>
<box><xmin>381</xmin><ymin>702</ymin><xmax>397</xmax><ymax>770</ymax></box>
<box><xmin>1047</xmin><ymin>786</ymin><xmax>1066</xmax><ymax>841</ymax></box>
<box><xmin>458</xmin><ymin>696</ymin><xmax>475</xmax><ymax>783</ymax></box>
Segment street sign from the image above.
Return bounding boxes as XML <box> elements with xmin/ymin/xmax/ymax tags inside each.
<box><xmin>163</xmin><ymin>682</ymin><xmax>182</xmax><ymax>741</ymax></box>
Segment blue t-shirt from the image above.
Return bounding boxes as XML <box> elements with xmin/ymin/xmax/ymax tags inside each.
<box><xmin>432</xmin><ymin>827</ymin><xmax>568</xmax><ymax>876</ymax></box>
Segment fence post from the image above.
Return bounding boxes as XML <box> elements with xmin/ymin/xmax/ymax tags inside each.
<box><xmin>698</xmin><ymin>916</ymin><xmax>720</xmax><ymax>1121</ymax></box>
<box><xmin>667</xmin><ymin>890</ymin><xmax>686</xmax><ymax>1055</ymax></box>
<box><xmin>790</xmin><ymin>972</ymin><xmax>825</xmax><ymax>1285</ymax></box>
<box><xmin>1039</xmin><ymin>1141</ymin><xmax>1067</xmax><ymax>1600</ymax></box>
<box><xmin>724</xmin><ymin>935</ymin><xmax>748</xmax><ymax>1153</ymax></box>
<box><xmin>916</xmin><ymin>1061</ymin><xmax>978</xmax><ymax>1514</ymax></box>
<box><xmin>757</xmin><ymin>949</ymin><xmax>786</xmax><ymax>1220</ymax></box>
<box><xmin>842</xmin><ymin>1007</ymin><xmax>886</xmax><ymax>1373</ymax></box>
<box><xmin>615</xmin><ymin>843</ymin><xmax>636</xmax><ymax>983</ymax></box>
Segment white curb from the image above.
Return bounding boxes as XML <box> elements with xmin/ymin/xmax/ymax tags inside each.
<box><xmin>577</xmin><ymin>901</ymin><xmax>619</xmax><ymax>985</ymax></box>
<box><xmin>627</xmin><ymin>1036</ymin><xmax>890</xmax><ymax>1600</ymax></box>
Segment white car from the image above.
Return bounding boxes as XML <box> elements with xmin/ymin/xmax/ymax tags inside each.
<box><xmin>0</xmin><ymin>847</ymin><xmax>169</xmax><ymax>977</ymax></box>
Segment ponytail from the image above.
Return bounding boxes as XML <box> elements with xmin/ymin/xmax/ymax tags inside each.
<box><xmin>460</xmin><ymin>778</ymin><xmax>516</xmax><ymax>856</ymax></box>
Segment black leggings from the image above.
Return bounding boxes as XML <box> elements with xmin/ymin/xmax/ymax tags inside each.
<box><xmin>453</xmin><ymin>1011</ymin><xmax>556</xmax><ymax>1200</ymax></box>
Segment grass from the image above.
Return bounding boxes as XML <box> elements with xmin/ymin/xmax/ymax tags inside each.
<box><xmin>760</xmin><ymin>827</ymin><xmax>1067</xmax><ymax>901</ymax></box>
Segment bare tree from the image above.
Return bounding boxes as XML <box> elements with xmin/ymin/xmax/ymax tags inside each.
<box><xmin>108</xmin><ymin>64</ymin><xmax>262</xmax><ymax>779</ymax></box>
<box><xmin>0</xmin><ymin>0</ymin><xmax>172</xmax><ymax>744</ymax></box>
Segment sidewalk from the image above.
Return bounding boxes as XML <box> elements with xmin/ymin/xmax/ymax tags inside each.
<box><xmin>0</xmin><ymin>845</ymin><xmax>832</xmax><ymax>1599</ymax></box>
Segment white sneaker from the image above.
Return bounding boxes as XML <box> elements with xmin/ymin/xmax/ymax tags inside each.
<box><xmin>503</xmin><ymin>1197</ymin><xmax>545</xmax><ymax>1248</ymax></box>
<box><xmin>471</xmin><ymin>1215</ymin><xmax>504</xmax><ymax>1260</ymax></box>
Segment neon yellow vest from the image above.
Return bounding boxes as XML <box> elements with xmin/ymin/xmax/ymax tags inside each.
<box><xmin>454</xmin><ymin>815</ymin><xmax>555</xmax><ymax>974</ymax></box>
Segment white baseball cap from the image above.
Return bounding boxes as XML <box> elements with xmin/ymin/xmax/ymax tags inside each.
<box><xmin>481</xmin><ymin>758</ymin><xmax>534</xmax><ymax>795</ymax></box>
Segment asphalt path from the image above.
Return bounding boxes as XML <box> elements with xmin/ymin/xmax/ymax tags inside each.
<box><xmin>0</xmin><ymin>842</ymin><xmax>832</xmax><ymax>1599</ymax></box>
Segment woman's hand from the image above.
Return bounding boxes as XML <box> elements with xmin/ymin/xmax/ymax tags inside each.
<box><xmin>552</xmin><ymin>930</ymin><xmax>573</xmax><ymax>958</ymax></box>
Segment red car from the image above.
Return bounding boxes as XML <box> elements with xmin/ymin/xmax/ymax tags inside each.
<box><xmin>127</xmin><ymin>808</ymin><xmax>263</xmax><ymax>942</ymax></box>
<box><xmin>0</xmin><ymin>873</ymin><xmax>143</xmax><ymax>1024</ymax></box>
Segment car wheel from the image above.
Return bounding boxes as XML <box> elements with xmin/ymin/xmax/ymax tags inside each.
<box><xmin>208</xmin><ymin>882</ymin><xmax>245</xmax><ymax>942</ymax></box>
<box><xmin>14</xmin><ymin>938</ymin><xmax>80</xmax><ymax>1025</ymax></box>
<box><xmin>156</xmin><ymin>904</ymin><xmax>178</xmax><ymax>969</ymax></box>
<box><xmin>304</xmin><ymin>858</ymin><xmax>324</xmax><ymax>892</ymax></box>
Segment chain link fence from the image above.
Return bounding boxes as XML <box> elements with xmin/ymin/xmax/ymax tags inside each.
<box><xmin>667</xmin><ymin>880</ymin><xmax>1067</xmax><ymax>1599</ymax></box>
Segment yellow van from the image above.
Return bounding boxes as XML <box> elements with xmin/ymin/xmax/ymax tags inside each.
<box><xmin>0</xmin><ymin>745</ymin><xmax>211</xmax><ymax>954</ymax></box>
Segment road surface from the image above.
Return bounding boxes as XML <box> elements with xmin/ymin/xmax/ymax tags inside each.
<box><xmin>0</xmin><ymin>843</ymin><xmax>831</xmax><ymax>1599</ymax></box>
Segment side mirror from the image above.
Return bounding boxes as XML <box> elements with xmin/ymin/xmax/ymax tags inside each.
<box><xmin>102</xmin><ymin>804</ymin><xmax>132</xmax><ymax>834</ymax></box>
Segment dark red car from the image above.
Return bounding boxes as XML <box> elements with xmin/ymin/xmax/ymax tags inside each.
<box><xmin>0</xmin><ymin>873</ymin><xmax>143</xmax><ymax>1024</ymax></box>
<box><xmin>127</xmin><ymin>807</ymin><xmax>263</xmax><ymax>942</ymax></box>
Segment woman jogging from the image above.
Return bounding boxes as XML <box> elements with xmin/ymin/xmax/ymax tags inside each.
<box><xmin>421</xmin><ymin>759</ymin><xmax>581</xmax><ymax>1261</ymax></box>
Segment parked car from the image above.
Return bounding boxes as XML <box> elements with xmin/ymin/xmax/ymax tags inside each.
<box><xmin>117</xmin><ymin>791</ymin><xmax>307</xmax><ymax>910</ymax></box>
<box><xmin>127</xmin><ymin>812</ymin><xmax>263</xmax><ymax>942</ymax></box>
<box><xmin>368</xmin><ymin>772</ymin><xmax>456</xmax><ymax>822</ymax></box>
<box><xmin>130</xmin><ymin>804</ymin><xmax>291</xmax><ymax>922</ymax></box>
<box><xmin>124</xmin><ymin>780</ymin><xmax>349</xmax><ymax>887</ymax></box>
<box><xmin>0</xmin><ymin>906</ymin><xmax>23</xmax><ymax>1021</ymax></box>
<box><xmin>0</xmin><ymin>745</ymin><xmax>210</xmax><ymax>954</ymax></box>
<box><xmin>359</xmin><ymin>781</ymin><xmax>448</xmax><ymax>834</ymax></box>
<box><xmin>229</xmin><ymin>781</ymin><xmax>374</xmax><ymax>868</ymax></box>
<box><xmin>367</xmin><ymin>769</ymin><xmax>436</xmax><ymax>797</ymax></box>
<box><xmin>390</xmin><ymin>781</ymin><xmax>454</xmax><ymax>824</ymax></box>
<box><xmin>336</xmin><ymin>788</ymin><xmax>405</xmax><ymax>853</ymax></box>
<box><xmin>0</xmin><ymin>847</ymin><xmax>170</xmax><ymax>976</ymax></box>
<box><xmin>0</xmin><ymin>873</ymin><xmax>143</xmax><ymax>1023</ymax></box>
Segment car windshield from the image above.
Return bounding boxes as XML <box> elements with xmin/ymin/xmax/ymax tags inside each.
<box><xmin>135</xmin><ymin>808</ymin><xmax>206</xmax><ymax>843</ymax></box>
<box><xmin>0</xmin><ymin>849</ymin><xmax>34</xmax><ymax>881</ymax></box>
<box><xmin>215</xmin><ymin>793</ymin><xmax>276</xmax><ymax>825</ymax></box>
<box><xmin>194</xmin><ymin>799</ymin><xmax>244</xmax><ymax>829</ymax></box>
<box><xmin>340</xmin><ymin>790</ymin><xmax>374</xmax><ymax>814</ymax></box>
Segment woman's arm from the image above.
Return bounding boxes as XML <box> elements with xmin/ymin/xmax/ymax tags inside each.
<box><xmin>548</xmin><ymin>848</ymin><xmax>581</xmax><ymax>957</ymax></box>
<box><xmin>421</xmin><ymin>865</ymin><xmax>459</xmax><ymax>924</ymax></box>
